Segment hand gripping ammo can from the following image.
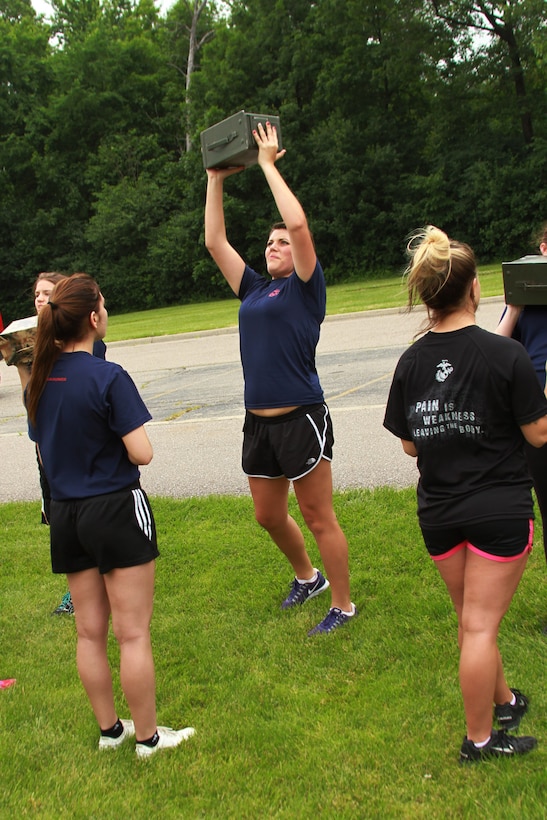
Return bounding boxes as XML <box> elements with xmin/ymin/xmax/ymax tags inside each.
<box><xmin>502</xmin><ymin>255</ymin><xmax>547</xmax><ymax>306</ymax></box>
<box><xmin>200</xmin><ymin>110</ymin><xmax>282</xmax><ymax>170</ymax></box>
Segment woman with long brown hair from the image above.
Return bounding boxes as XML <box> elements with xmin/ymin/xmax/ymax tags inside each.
<box><xmin>26</xmin><ymin>273</ymin><xmax>194</xmax><ymax>758</ymax></box>
<box><xmin>34</xmin><ymin>272</ymin><xmax>108</xmax><ymax>614</ymax></box>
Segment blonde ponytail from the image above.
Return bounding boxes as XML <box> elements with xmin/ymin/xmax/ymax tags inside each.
<box><xmin>405</xmin><ymin>225</ymin><xmax>476</xmax><ymax>331</ymax></box>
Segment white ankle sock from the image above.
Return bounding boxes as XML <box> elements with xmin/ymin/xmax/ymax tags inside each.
<box><xmin>472</xmin><ymin>735</ymin><xmax>491</xmax><ymax>749</ymax></box>
<box><xmin>296</xmin><ymin>570</ymin><xmax>318</xmax><ymax>585</ymax></box>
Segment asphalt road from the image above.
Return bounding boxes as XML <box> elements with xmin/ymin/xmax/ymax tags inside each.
<box><xmin>0</xmin><ymin>297</ymin><xmax>504</xmax><ymax>503</ymax></box>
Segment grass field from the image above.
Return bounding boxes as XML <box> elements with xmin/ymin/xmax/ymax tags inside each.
<box><xmin>4</xmin><ymin>269</ymin><xmax>546</xmax><ymax>819</ymax></box>
<box><xmin>1</xmin><ymin>492</ymin><xmax>547</xmax><ymax>818</ymax></box>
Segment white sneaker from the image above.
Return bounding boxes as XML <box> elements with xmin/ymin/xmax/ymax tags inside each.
<box><xmin>136</xmin><ymin>725</ymin><xmax>196</xmax><ymax>759</ymax></box>
<box><xmin>98</xmin><ymin>718</ymin><xmax>135</xmax><ymax>750</ymax></box>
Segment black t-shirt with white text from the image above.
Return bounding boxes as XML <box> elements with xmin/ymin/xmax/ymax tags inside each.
<box><xmin>383</xmin><ymin>325</ymin><xmax>547</xmax><ymax>527</ymax></box>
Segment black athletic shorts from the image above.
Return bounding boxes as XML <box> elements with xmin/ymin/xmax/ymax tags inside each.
<box><xmin>50</xmin><ymin>484</ymin><xmax>159</xmax><ymax>575</ymax></box>
<box><xmin>420</xmin><ymin>519</ymin><xmax>533</xmax><ymax>562</ymax></box>
<box><xmin>242</xmin><ymin>403</ymin><xmax>333</xmax><ymax>481</ymax></box>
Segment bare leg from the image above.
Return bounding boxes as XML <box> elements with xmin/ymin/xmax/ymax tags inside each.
<box><xmin>459</xmin><ymin>551</ymin><xmax>527</xmax><ymax>741</ymax></box>
<box><xmin>248</xmin><ymin>475</ymin><xmax>315</xmax><ymax>580</ymax></box>
<box><xmin>293</xmin><ymin>460</ymin><xmax>351</xmax><ymax>611</ymax></box>
<box><xmin>104</xmin><ymin>562</ymin><xmax>157</xmax><ymax>742</ymax></box>
<box><xmin>436</xmin><ymin>549</ymin><xmax>528</xmax><ymax>742</ymax></box>
<box><xmin>68</xmin><ymin>569</ymin><xmax>117</xmax><ymax>730</ymax></box>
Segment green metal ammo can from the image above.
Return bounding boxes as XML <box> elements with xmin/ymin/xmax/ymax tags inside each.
<box><xmin>502</xmin><ymin>255</ymin><xmax>547</xmax><ymax>306</ymax></box>
<box><xmin>200</xmin><ymin>110</ymin><xmax>283</xmax><ymax>170</ymax></box>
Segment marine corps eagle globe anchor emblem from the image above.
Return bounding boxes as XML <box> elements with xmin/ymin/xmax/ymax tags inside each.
<box><xmin>435</xmin><ymin>359</ymin><xmax>453</xmax><ymax>383</ymax></box>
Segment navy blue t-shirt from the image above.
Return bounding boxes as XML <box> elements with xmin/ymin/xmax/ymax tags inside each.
<box><xmin>238</xmin><ymin>262</ymin><xmax>326</xmax><ymax>409</ymax></box>
<box><xmin>28</xmin><ymin>352</ymin><xmax>151</xmax><ymax>500</ymax></box>
<box><xmin>92</xmin><ymin>339</ymin><xmax>107</xmax><ymax>360</ymax></box>
<box><xmin>511</xmin><ymin>306</ymin><xmax>547</xmax><ymax>389</ymax></box>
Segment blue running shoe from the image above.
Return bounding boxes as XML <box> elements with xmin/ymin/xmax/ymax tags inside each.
<box><xmin>308</xmin><ymin>605</ymin><xmax>356</xmax><ymax>636</ymax></box>
<box><xmin>281</xmin><ymin>570</ymin><xmax>330</xmax><ymax>610</ymax></box>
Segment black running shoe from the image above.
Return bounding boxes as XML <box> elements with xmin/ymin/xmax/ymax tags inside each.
<box><xmin>459</xmin><ymin>729</ymin><xmax>537</xmax><ymax>763</ymax></box>
<box><xmin>495</xmin><ymin>689</ymin><xmax>529</xmax><ymax>731</ymax></box>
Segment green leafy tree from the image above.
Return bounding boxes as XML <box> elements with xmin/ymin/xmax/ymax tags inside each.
<box><xmin>429</xmin><ymin>0</ymin><xmax>547</xmax><ymax>144</ymax></box>
<box><xmin>192</xmin><ymin>0</ymin><xmax>453</xmax><ymax>277</ymax></box>
<box><xmin>0</xmin><ymin>0</ymin><xmax>546</xmax><ymax>321</ymax></box>
<box><xmin>0</xmin><ymin>1</ymin><xmax>53</xmax><ymax>319</ymax></box>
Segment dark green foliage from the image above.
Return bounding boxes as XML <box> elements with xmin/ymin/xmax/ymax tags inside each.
<box><xmin>0</xmin><ymin>0</ymin><xmax>546</xmax><ymax>320</ymax></box>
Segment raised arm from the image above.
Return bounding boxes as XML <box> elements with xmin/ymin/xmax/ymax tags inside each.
<box><xmin>204</xmin><ymin>167</ymin><xmax>246</xmax><ymax>296</ymax></box>
<box><xmin>495</xmin><ymin>304</ymin><xmax>523</xmax><ymax>337</ymax></box>
<box><xmin>254</xmin><ymin>122</ymin><xmax>317</xmax><ymax>282</ymax></box>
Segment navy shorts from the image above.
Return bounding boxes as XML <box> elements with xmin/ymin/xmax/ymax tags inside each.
<box><xmin>50</xmin><ymin>484</ymin><xmax>159</xmax><ymax>575</ymax></box>
<box><xmin>242</xmin><ymin>403</ymin><xmax>334</xmax><ymax>481</ymax></box>
<box><xmin>420</xmin><ymin>519</ymin><xmax>533</xmax><ymax>563</ymax></box>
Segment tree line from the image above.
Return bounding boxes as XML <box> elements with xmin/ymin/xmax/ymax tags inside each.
<box><xmin>1</xmin><ymin>0</ymin><xmax>546</xmax><ymax>321</ymax></box>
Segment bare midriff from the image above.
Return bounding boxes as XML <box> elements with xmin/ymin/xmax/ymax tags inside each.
<box><xmin>249</xmin><ymin>406</ymin><xmax>299</xmax><ymax>418</ymax></box>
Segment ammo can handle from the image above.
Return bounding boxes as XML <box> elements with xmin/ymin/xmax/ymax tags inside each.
<box><xmin>207</xmin><ymin>131</ymin><xmax>239</xmax><ymax>151</ymax></box>
<box><xmin>520</xmin><ymin>282</ymin><xmax>547</xmax><ymax>289</ymax></box>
